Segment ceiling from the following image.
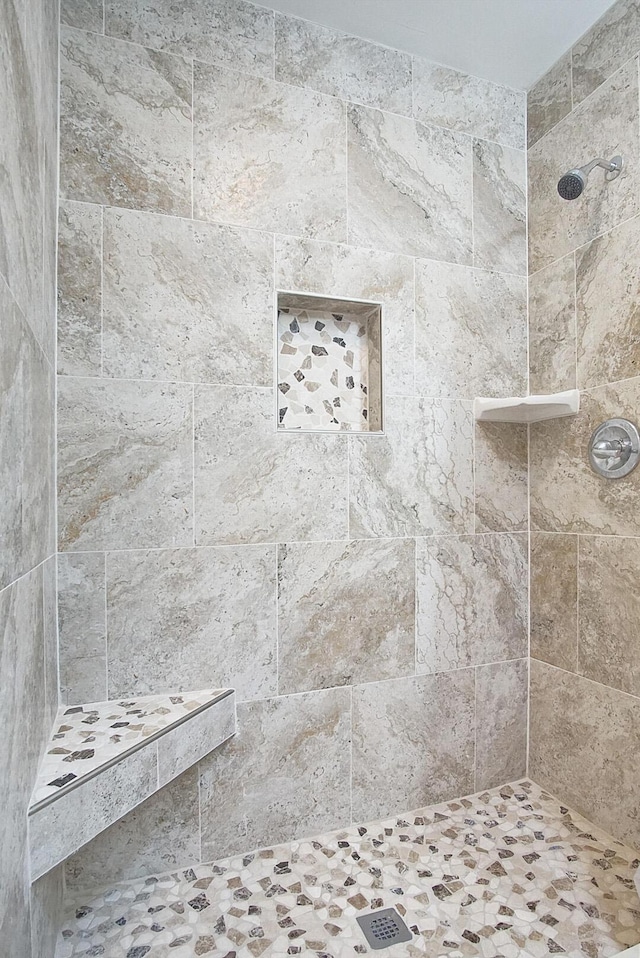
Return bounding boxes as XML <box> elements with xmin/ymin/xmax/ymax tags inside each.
<box><xmin>262</xmin><ymin>0</ymin><xmax>618</xmax><ymax>90</ymax></box>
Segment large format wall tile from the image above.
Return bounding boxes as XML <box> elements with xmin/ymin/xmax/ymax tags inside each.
<box><xmin>347</xmin><ymin>104</ymin><xmax>473</xmax><ymax>263</ymax></box>
<box><xmin>0</xmin><ymin>278</ymin><xmax>54</xmax><ymax>591</ymax></box>
<box><xmin>530</xmin><ymin>533</ymin><xmax>578</xmax><ymax>672</ymax></box>
<box><xmin>106</xmin><ymin>0</ymin><xmax>274</xmax><ymax>79</ymax></box>
<box><xmin>195</xmin><ymin>386</ymin><xmax>348</xmax><ymax>544</ymax></box>
<box><xmin>61</xmin><ymin>0</ymin><xmax>103</xmax><ymax>31</ymax></box>
<box><xmin>58</xmin><ymin>377</ymin><xmax>193</xmax><ymax>551</ymax></box>
<box><xmin>352</xmin><ymin>671</ymin><xmax>475</xmax><ymax>821</ymax></box>
<box><xmin>415</xmin><ymin>260</ymin><xmax>527</xmax><ymax>399</ymax></box>
<box><xmin>473</xmin><ymin>140</ymin><xmax>527</xmax><ymax>275</ymax></box>
<box><xmin>576</xmin><ymin>213</ymin><xmax>640</xmax><ymax>389</ymax></box>
<box><xmin>572</xmin><ymin>0</ymin><xmax>640</xmax><ymax>105</ymax></box>
<box><xmin>528</xmin><ymin>58</ymin><xmax>640</xmax><ymax>273</ymax></box>
<box><xmin>30</xmin><ymin>867</ymin><xmax>64</xmax><ymax>958</ymax></box>
<box><xmin>60</xmin><ymin>27</ymin><xmax>192</xmax><ymax>214</ymax></box>
<box><xmin>194</xmin><ymin>64</ymin><xmax>346</xmax><ymax>240</ymax></box>
<box><xmin>57</xmin><ymin>201</ymin><xmax>102</xmax><ymax>377</ymax></box>
<box><xmin>200</xmin><ymin>689</ymin><xmax>351</xmax><ymax>860</ymax></box>
<box><xmin>578</xmin><ymin>535</ymin><xmax>640</xmax><ymax>696</ymax></box>
<box><xmin>528</xmin><ymin>254</ymin><xmax>577</xmax><ymax>394</ymax></box>
<box><xmin>527</xmin><ymin>53</ymin><xmax>572</xmax><ymax>148</ymax></box>
<box><xmin>349</xmin><ymin>397</ymin><xmax>474</xmax><ymax>538</ymax></box>
<box><xmin>276</xmin><ymin>236</ymin><xmax>415</xmax><ymax>397</ymax></box>
<box><xmin>476</xmin><ymin>658</ymin><xmax>527</xmax><ymax>790</ymax></box>
<box><xmin>416</xmin><ymin>534</ymin><xmax>528</xmax><ymax>673</ymax></box>
<box><xmin>530</xmin><ymin>658</ymin><xmax>640</xmax><ymax>846</ymax></box>
<box><xmin>65</xmin><ymin>768</ymin><xmax>200</xmax><ymax>893</ymax></box>
<box><xmin>103</xmin><ymin>208</ymin><xmax>273</xmax><ymax>386</ymax></box>
<box><xmin>106</xmin><ymin>546</ymin><xmax>277</xmax><ymax>700</ymax></box>
<box><xmin>277</xmin><ymin>538</ymin><xmax>415</xmax><ymax>694</ymax></box>
<box><xmin>58</xmin><ymin>552</ymin><xmax>107</xmax><ymax>704</ymax></box>
<box><xmin>275</xmin><ymin>14</ymin><xmax>411</xmax><ymax>115</ymax></box>
<box><xmin>530</xmin><ymin>378</ymin><xmax>640</xmax><ymax>535</ymax></box>
<box><xmin>474</xmin><ymin>422</ymin><xmax>528</xmax><ymax>533</ymax></box>
<box><xmin>412</xmin><ymin>59</ymin><xmax>525</xmax><ymax>149</ymax></box>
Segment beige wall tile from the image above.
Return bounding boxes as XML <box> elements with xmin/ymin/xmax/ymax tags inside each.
<box><xmin>416</xmin><ymin>534</ymin><xmax>528</xmax><ymax>673</ymax></box>
<box><xmin>474</xmin><ymin>422</ymin><xmax>528</xmax><ymax>533</ymax></box>
<box><xmin>58</xmin><ymin>552</ymin><xmax>107</xmax><ymax>705</ymax></box>
<box><xmin>530</xmin><ymin>533</ymin><xmax>578</xmax><ymax>672</ymax></box>
<box><xmin>277</xmin><ymin>538</ymin><xmax>415</xmax><ymax>694</ymax></box>
<box><xmin>473</xmin><ymin>140</ymin><xmax>527</xmax><ymax>275</ymax></box>
<box><xmin>61</xmin><ymin>0</ymin><xmax>103</xmax><ymax>31</ymax></box>
<box><xmin>200</xmin><ymin>689</ymin><xmax>351</xmax><ymax>860</ymax></box>
<box><xmin>57</xmin><ymin>201</ymin><xmax>102</xmax><ymax>377</ymax></box>
<box><xmin>527</xmin><ymin>53</ymin><xmax>572</xmax><ymax>148</ymax></box>
<box><xmin>476</xmin><ymin>658</ymin><xmax>528</xmax><ymax>790</ymax></box>
<box><xmin>528</xmin><ymin>254</ymin><xmax>577</xmax><ymax>394</ymax></box>
<box><xmin>352</xmin><ymin>671</ymin><xmax>475</xmax><ymax>821</ymax></box>
<box><xmin>530</xmin><ymin>658</ymin><xmax>640</xmax><ymax>846</ymax></box>
<box><xmin>572</xmin><ymin>0</ymin><xmax>640</xmax><ymax>105</ymax></box>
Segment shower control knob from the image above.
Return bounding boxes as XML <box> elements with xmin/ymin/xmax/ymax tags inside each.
<box><xmin>588</xmin><ymin>419</ymin><xmax>640</xmax><ymax>478</ymax></box>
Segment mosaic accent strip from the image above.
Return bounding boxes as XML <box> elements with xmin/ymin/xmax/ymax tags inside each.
<box><xmin>57</xmin><ymin>780</ymin><xmax>640</xmax><ymax>958</ymax></box>
<box><xmin>32</xmin><ymin>690</ymin><xmax>231</xmax><ymax>808</ymax></box>
<box><xmin>277</xmin><ymin>296</ymin><xmax>381</xmax><ymax>433</ymax></box>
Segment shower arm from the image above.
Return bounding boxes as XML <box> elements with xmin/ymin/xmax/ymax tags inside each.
<box><xmin>582</xmin><ymin>157</ymin><xmax>622</xmax><ymax>175</ymax></box>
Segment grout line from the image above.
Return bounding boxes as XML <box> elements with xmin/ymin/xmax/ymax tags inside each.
<box><xmin>191</xmin><ymin>385</ymin><xmax>196</xmax><ymax>548</ymax></box>
<box><xmin>103</xmin><ymin>552</ymin><xmax>108</xmax><ymax>700</ymax></box>
<box><xmin>573</xmin><ymin>248</ymin><xmax>578</xmax><ymax>390</ymax></box>
<box><xmin>275</xmin><ymin>543</ymin><xmax>280</xmax><ymax>697</ymax></box>
<box><xmin>473</xmin><ymin>665</ymin><xmax>477</xmax><ymax>793</ymax></box>
<box><xmin>191</xmin><ymin>58</ymin><xmax>195</xmax><ymax>220</ymax></box>
<box><xmin>99</xmin><ymin>205</ymin><xmax>104</xmax><ymax>377</ymax></box>
<box><xmin>575</xmin><ymin>535</ymin><xmax>580</xmax><ymax>675</ymax></box>
<box><xmin>530</xmin><ymin>655</ymin><xmax>640</xmax><ymax>704</ymax></box>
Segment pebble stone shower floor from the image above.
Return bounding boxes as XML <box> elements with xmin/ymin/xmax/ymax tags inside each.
<box><xmin>56</xmin><ymin>781</ymin><xmax>640</xmax><ymax>958</ymax></box>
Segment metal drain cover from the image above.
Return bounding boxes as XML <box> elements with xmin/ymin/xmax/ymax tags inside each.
<box><xmin>356</xmin><ymin>908</ymin><xmax>413</xmax><ymax>949</ymax></box>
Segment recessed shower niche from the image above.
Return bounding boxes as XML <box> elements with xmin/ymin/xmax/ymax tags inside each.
<box><xmin>276</xmin><ymin>291</ymin><xmax>383</xmax><ymax>433</ymax></box>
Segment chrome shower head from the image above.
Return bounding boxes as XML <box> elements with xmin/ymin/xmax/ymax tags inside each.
<box><xmin>557</xmin><ymin>155</ymin><xmax>623</xmax><ymax>200</ymax></box>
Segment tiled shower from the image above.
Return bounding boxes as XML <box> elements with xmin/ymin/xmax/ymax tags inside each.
<box><xmin>2</xmin><ymin>0</ymin><xmax>640</xmax><ymax>955</ymax></box>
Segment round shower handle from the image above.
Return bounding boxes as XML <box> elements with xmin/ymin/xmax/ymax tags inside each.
<box><xmin>591</xmin><ymin>437</ymin><xmax>632</xmax><ymax>461</ymax></box>
<box><xmin>588</xmin><ymin>418</ymin><xmax>640</xmax><ymax>478</ymax></box>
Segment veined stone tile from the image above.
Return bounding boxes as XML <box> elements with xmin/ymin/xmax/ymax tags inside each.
<box><xmin>416</xmin><ymin>534</ymin><xmax>528</xmax><ymax>673</ymax></box>
<box><xmin>58</xmin><ymin>552</ymin><xmax>107</xmax><ymax>705</ymax></box>
<box><xmin>60</xmin><ymin>27</ymin><xmax>192</xmax><ymax>214</ymax></box>
<box><xmin>530</xmin><ymin>532</ymin><xmax>578</xmax><ymax>672</ymax></box>
<box><xmin>528</xmin><ymin>58</ymin><xmax>640</xmax><ymax>273</ymax></box>
<box><xmin>1</xmin><ymin>279</ymin><xmax>26</xmax><ymax>592</ymax></box>
<box><xmin>413</xmin><ymin>57</ymin><xmax>526</xmax><ymax>148</ymax></box>
<box><xmin>572</xmin><ymin>0</ymin><xmax>640</xmax><ymax>104</ymax></box>
<box><xmin>0</xmin><ymin>0</ymin><xmax>43</xmax><ymax>343</ymax></box>
<box><xmin>576</xmin><ymin>213</ymin><xmax>640</xmax><ymax>389</ymax></box>
<box><xmin>474</xmin><ymin>422</ymin><xmax>528</xmax><ymax>533</ymax></box>
<box><xmin>106</xmin><ymin>0</ymin><xmax>274</xmax><ymax>79</ymax></box>
<box><xmin>64</xmin><ymin>768</ymin><xmax>200</xmax><ymax>894</ymax></box>
<box><xmin>347</xmin><ymin>103</ymin><xmax>473</xmax><ymax>263</ymax></box>
<box><xmin>527</xmin><ymin>52</ymin><xmax>572</xmax><ymax>148</ymax></box>
<box><xmin>275</xmin><ymin>13</ymin><xmax>412</xmax><ymax>115</ymax></box>
<box><xmin>58</xmin><ymin>377</ymin><xmax>193</xmax><ymax>551</ymax></box>
<box><xmin>529</xmin><ymin>254</ymin><xmax>577</xmax><ymax>394</ymax></box>
<box><xmin>61</xmin><ymin>0</ymin><xmax>103</xmax><ymax>31</ymax></box>
<box><xmin>30</xmin><ymin>867</ymin><xmax>64</xmax><ymax>958</ymax></box>
<box><xmin>352</xmin><ymin>671</ymin><xmax>475</xmax><ymax>821</ymax></box>
<box><xmin>277</xmin><ymin>538</ymin><xmax>415</xmax><ymax>694</ymax></box>
<box><xmin>194</xmin><ymin>385</ymin><xmax>348</xmax><ymax>545</ymax></box>
<box><xmin>473</xmin><ymin>140</ymin><xmax>527</xmax><ymax>275</ymax></box>
<box><xmin>106</xmin><ymin>546</ymin><xmax>277</xmax><ymax>701</ymax></box>
<box><xmin>578</xmin><ymin>535</ymin><xmax>640</xmax><ymax>696</ymax></box>
<box><xmin>530</xmin><ymin>658</ymin><xmax>640</xmax><ymax>846</ymax></box>
<box><xmin>57</xmin><ymin>201</ymin><xmax>102</xmax><ymax>377</ymax></box>
<box><xmin>349</xmin><ymin>397</ymin><xmax>474</xmax><ymax>538</ymax></box>
<box><xmin>157</xmin><ymin>692</ymin><xmax>236</xmax><ymax>786</ymax></box>
<box><xmin>42</xmin><ymin>556</ymin><xmax>58</xmax><ymax>730</ymax></box>
<box><xmin>103</xmin><ymin>208</ymin><xmax>273</xmax><ymax>386</ymax></box>
<box><xmin>199</xmin><ymin>689</ymin><xmax>351</xmax><ymax>860</ymax></box>
<box><xmin>276</xmin><ymin>235</ymin><xmax>415</xmax><ymax>396</ymax></box>
<box><xmin>415</xmin><ymin>260</ymin><xmax>527</xmax><ymax>399</ymax></box>
<box><xmin>530</xmin><ymin>378</ymin><xmax>640</xmax><ymax>534</ymax></box>
<box><xmin>194</xmin><ymin>64</ymin><xmax>346</xmax><ymax>240</ymax></box>
<box><xmin>476</xmin><ymin>658</ymin><xmax>528</xmax><ymax>790</ymax></box>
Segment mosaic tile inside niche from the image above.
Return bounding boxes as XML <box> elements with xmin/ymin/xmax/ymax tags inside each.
<box><xmin>57</xmin><ymin>780</ymin><xmax>640</xmax><ymax>958</ymax></box>
<box><xmin>32</xmin><ymin>690</ymin><xmax>229</xmax><ymax>807</ymax></box>
<box><xmin>277</xmin><ymin>294</ymin><xmax>382</xmax><ymax>433</ymax></box>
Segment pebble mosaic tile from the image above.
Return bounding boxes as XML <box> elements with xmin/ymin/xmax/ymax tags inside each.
<box><xmin>56</xmin><ymin>780</ymin><xmax>640</xmax><ymax>958</ymax></box>
<box><xmin>32</xmin><ymin>690</ymin><xmax>230</xmax><ymax>808</ymax></box>
<box><xmin>277</xmin><ymin>297</ymin><xmax>381</xmax><ymax>433</ymax></box>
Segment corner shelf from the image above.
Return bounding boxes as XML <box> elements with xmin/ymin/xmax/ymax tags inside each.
<box><xmin>28</xmin><ymin>688</ymin><xmax>236</xmax><ymax>881</ymax></box>
<box><xmin>473</xmin><ymin>389</ymin><xmax>580</xmax><ymax>424</ymax></box>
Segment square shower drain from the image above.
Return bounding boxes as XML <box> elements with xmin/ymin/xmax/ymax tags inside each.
<box><xmin>356</xmin><ymin>908</ymin><xmax>413</xmax><ymax>949</ymax></box>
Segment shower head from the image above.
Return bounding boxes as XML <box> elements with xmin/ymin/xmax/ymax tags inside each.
<box><xmin>557</xmin><ymin>155</ymin><xmax>623</xmax><ymax>200</ymax></box>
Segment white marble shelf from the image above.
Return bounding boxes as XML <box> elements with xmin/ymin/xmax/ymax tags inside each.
<box><xmin>28</xmin><ymin>688</ymin><xmax>236</xmax><ymax>881</ymax></box>
<box><xmin>474</xmin><ymin>389</ymin><xmax>580</xmax><ymax>424</ymax></box>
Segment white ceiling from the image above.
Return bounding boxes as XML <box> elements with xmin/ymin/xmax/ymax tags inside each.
<box><xmin>263</xmin><ymin>0</ymin><xmax>618</xmax><ymax>90</ymax></box>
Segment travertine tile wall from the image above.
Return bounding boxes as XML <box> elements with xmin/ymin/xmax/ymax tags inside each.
<box><xmin>0</xmin><ymin>0</ymin><xmax>62</xmax><ymax>952</ymax></box>
<box><xmin>57</xmin><ymin>0</ymin><xmax>529</xmax><ymax>887</ymax></box>
<box><xmin>527</xmin><ymin>0</ymin><xmax>640</xmax><ymax>847</ymax></box>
